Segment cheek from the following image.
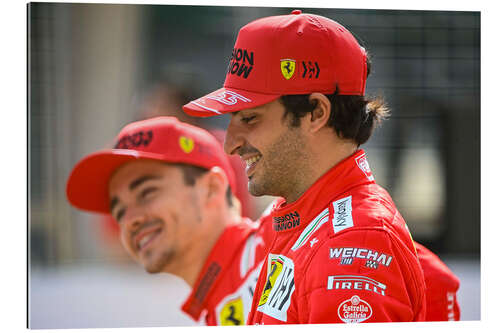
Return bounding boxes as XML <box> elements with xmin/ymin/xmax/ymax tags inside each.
<box><xmin>148</xmin><ymin>196</ymin><xmax>177</xmax><ymax>218</ymax></box>
<box><xmin>119</xmin><ymin>228</ymin><xmax>136</xmax><ymax>258</ymax></box>
<box><xmin>257</xmin><ymin>123</ymin><xmax>287</xmax><ymax>151</ymax></box>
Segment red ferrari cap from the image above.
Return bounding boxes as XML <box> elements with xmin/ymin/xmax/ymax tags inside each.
<box><xmin>183</xmin><ymin>10</ymin><xmax>367</xmax><ymax>117</ymax></box>
<box><xmin>66</xmin><ymin>116</ymin><xmax>236</xmax><ymax>214</ymax></box>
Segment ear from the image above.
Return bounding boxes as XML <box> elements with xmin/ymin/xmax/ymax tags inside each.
<box><xmin>201</xmin><ymin>166</ymin><xmax>229</xmax><ymax>207</ymax></box>
<box><xmin>307</xmin><ymin>93</ymin><xmax>331</xmax><ymax>133</ymax></box>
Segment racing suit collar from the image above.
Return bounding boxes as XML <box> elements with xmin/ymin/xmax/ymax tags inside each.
<box><xmin>270</xmin><ymin>149</ymin><xmax>375</xmax><ymax>233</ymax></box>
<box><xmin>181</xmin><ymin>220</ymin><xmax>255</xmax><ymax>322</ymax></box>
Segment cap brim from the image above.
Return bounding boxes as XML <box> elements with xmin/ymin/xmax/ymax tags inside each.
<box><xmin>66</xmin><ymin>149</ymin><xmax>169</xmax><ymax>215</ymax></box>
<box><xmin>182</xmin><ymin>87</ymin><xmax>281</xmax><ymax>117</ymax></box>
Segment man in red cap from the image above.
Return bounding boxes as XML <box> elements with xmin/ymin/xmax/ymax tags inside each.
<box><xmin>183</xmin><ymin>11</ymin><xmax>460</xmax><ymax>324</ymax></box>
<box><xmin>66</xmin><ymin>116</ymin><xmax>272</xmax><ymax>325</ymax></box>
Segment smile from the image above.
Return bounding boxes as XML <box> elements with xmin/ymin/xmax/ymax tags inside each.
<box><xmin>135</xmin><ymin>227</ymin><xmax>162</xmax><ymax>252</ymax></box>
<box><xmin>243</xmin><ymin>154</ymin><xmax>262</xmax><ymax>175</ymax></box>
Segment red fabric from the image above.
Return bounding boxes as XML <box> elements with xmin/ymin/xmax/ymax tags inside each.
<box><xmin>67</xmin><ymin>116</ymin><xmax>236</xmax><ymax>214</ymax></box>
<box><xmin>183</xmin><ymin>11</ymin><xmax>366</xmax><ymax>117</ymax></box>
<box><xmin>247</xmin><ymin>149</ymin><xmax>426</xmax><ymax>324</ymax></box>
<box><xmin>415</xmin><ymin>242</ymin><xmax>461</xmax><ymax>321</ymax></box>
<box><xmin>181</xmin><ymin>217</ymin><xmax>273</xmax><ymax>325</ymax></box>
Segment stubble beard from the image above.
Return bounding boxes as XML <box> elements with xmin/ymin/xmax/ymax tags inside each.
<box><xmin>248</xmin><ymin>128</ymin><xmax>310</xmax><ymax>201</ymax></box>
<box><xmin>143</xmin><ymin>249</ymin><xmax>175</xmax><ymax>274</ymax></box>
<box><xmin>135</xmin><ymin>218</ymin><xmax>175</xmax><ymax>274</ymax></box>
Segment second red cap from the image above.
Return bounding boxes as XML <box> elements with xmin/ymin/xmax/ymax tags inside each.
<box><xmin>66</xmin><ymin>116</ymin><xmax>236</xmax><ymax>214</ymax></box>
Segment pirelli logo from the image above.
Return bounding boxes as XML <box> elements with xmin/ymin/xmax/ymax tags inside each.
<box><xmin>327</xmin><ymin>275</ymin><xmax>387</xmax><ymax>296</ymax></box>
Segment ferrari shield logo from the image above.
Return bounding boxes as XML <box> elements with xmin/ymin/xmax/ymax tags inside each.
<box><xmin>257</xmin><ymin>254</ymin><xmax>295</xmax><ymax>322</ymax></box>
<box><xmin>258</xmin><ymin>256</ymin><xmax>284</xmax><ymax>306</ymax></box>
<box><xmin>280</xmin><ymin>59</ymin><xmax>296</xmax><ymax>80</ymax></box>
<box><xmin>219</xmin><ymin>297</ymin><xmax>244</xmax><ymax>325</ymax></box>
<box><xmin>179</xmin><ymin>136</ymin><xmax>194</xmax><ymax>153</ymax></box>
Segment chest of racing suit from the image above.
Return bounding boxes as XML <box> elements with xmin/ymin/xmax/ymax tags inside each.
<box><xmin>247</xmin><ymin>149</ymin><xmax>427</xmax><ymax>324</ymax></box>
<box><xmin>181</xmin><ymin>217</ymin><xmax>272</xmax><ymax>325</ymax></box>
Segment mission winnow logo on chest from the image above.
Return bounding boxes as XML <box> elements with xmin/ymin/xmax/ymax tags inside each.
<box><xmin>273</xmin><ymin>211</ymin><xmax>300</xmax><ymax>231</ymax></box>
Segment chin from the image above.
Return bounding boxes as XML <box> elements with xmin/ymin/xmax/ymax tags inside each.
<box><xmin>145</xmin><ymin>266</ymin><xmax>163</xmax><ymax>274</ymax></box>
<box><xmin>249</xmin><ymin>177</ymin><xmax>278</xmax><ymax>197</ymax></box>
<box><xmin>142</xmin><ymin>250</ymin><xmax>173</xmax><ymax>274</ymax></box>
<box><xmin>142</xmin><ymin>259</ymin><xmax>167</xmax><ymax>274</ymax></box>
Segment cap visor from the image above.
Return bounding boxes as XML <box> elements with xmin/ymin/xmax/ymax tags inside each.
<box><xmin>183</xmin><ymin>87</ymin><xmax>281</xmax><ymax>117</ymax></box>
<box><xmin>66</xmin><ymin>149</ymin><xmax>169</xmax><ymax>215</ymax></box>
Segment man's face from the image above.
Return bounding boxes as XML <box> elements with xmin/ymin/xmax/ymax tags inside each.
<box><xmin>224</xmin><ymin>99</ymin><xmax>311</xmax><ymax>199</ymax></box>
<box><xmin>108</xmin><ymin>160</ymin><xmax>203</xmax><ymax>274</ymax></box>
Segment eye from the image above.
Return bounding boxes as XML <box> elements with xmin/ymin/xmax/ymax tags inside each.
<box><xmin>241</xmin><ymin>115</ymin><xmax>256</xmax><ymax>124</ymax></box>
<box><xmin>140</xmin><ymin>187</ymin><xmax>158</xmax><ymax>200</ymax></box>
<box><xmin>115</xmin><ymin>208</ymin><xmax>125</xmax><ymax>223</ymax></box>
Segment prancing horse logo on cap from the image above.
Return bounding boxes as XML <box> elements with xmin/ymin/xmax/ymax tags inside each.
<box><xmin>280</xmin><ymin>59</ymin><xmax>296</xmax><ymax>80</ymax></box>
<box><xmin>179</xmin><ymin>136</ymin><xmax>194</xmax><ymax>153</ymax></box>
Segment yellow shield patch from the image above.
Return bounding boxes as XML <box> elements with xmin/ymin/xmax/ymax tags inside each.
<box><xmin>280</xmin><ymin>59</ymin><xmax>296</xmax><ymax>80</ymax></box>
<box><xmin>219</xmin><ymin>297</ymin><xmax>244</xmax><ymax>325</ymax></box>
<box><xmin>179</xmin><ymin>136</ymin><xmax>194</xmax><ymax>153</ymax></box>
<box><xmin>258</xmin><ymin>257</ymin><xmax>284</xmax><ymax>306</ymax></box>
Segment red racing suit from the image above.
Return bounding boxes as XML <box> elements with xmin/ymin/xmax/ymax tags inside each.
<box><xmin>181</xmin><ymin>217</ymin><xmax>272</xmax><ymax>325</ymax></box>
<box><xmin>254</xmin><ymin>213</ymin><xmax>461</xmax><ymax>322</ymax></box>
<box><xmin>416</xmin><ymin>242</ymin><xmax>461</xmax><ymax>321</ymax></box>
<box><xmin>247</xmin><ymin>149</ymin><xmax>427</xmax><ymax>324</ymax></box>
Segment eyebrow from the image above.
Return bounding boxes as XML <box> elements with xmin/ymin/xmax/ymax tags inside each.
<box><xmin>108</xmin><ymin>174</ymin><xmax>162</xmax><ymax>214</ymax></box>
<box><xmin>129</xmin><ymin>174</ymin><xmax>162</xmax><ymax>191</ymax></box>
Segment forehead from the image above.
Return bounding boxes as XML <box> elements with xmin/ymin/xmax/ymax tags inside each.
<box><xmin>108</xmin><ymin>159</ymin><xmax>179</xmax><ymax>191</ymax></box>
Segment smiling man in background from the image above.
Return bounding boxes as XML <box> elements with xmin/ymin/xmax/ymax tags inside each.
<box><xmin>183</xmin><ymin>10</ymin><xmax>460</xmax><ymax>324</ymax></box>
<box><xmin>66</xmin><ymin>116</ymin><xmax>272</xmax><ymax>325</ymax></box>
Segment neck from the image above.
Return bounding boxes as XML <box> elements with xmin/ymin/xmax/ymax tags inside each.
<box><xmin>284</xmin><ymin>140</ymin><xmax>358</xmax><ymax>204</ymax></box>
<box><xmin>165</xmin><ymin>206</ymin><xmax>231</xmax><ymax>287</ymax></box>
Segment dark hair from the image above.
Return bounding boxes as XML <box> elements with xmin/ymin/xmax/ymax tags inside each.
<box><xmin>279</xmin><ymin>53</ymin><xmax>389</xmax><ymax>146</ymax></box>
<box><xmin>176</xmin><ymin>164</ymin><xmax>233</xmax><ymax>207</ymax></box>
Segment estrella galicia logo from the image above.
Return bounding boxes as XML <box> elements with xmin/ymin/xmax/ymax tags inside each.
<box><xmin>280</xmin><ymin>59</ymin><xmax>296</xmax><ymax>80</ymax></box>
<box><xmin>227</xmin><ymin>48</ymin><xmax>254</xmax><ymax>79</ymax></box>
<box><xmin>273</xmin><ymin>211</ymin><xmax>300</xmax><ymax>231</ymax></box>
<box><xmin>114</xmin><ymin>130</ymin><xmax>153</xmax><ymax>149</ymax></box>
<box><xmin>301</xmin><ymin>61</ymin><xmax>320</xmax><ymax>79</ymax></box>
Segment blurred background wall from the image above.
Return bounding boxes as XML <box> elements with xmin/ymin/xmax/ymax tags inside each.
<box><xmin>28</xmin><ymin>2</ymin><xmax>480</xmax><ymax>329</ymax></box>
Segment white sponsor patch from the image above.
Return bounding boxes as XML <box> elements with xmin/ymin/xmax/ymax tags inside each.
<box><xmin>355</xmin><ymin>153</ymin><xmax>374</xmax><ymax>181</ymax></box>
<box><xmin>332</xmin><ymin>196</ymin><xmax>354</xmax><ymax>233</ymax></box>
<box><xmin>338</xmin><ymin>295</ymin><xmax>373</xmax><ymax>323</ymax></box>
<box><xmin>206</xmin><ymin>90</ymin><xmax>252</xmax><ymax>105</ymax></box>
<box><xmin>257</xmin><ymin>254</ymin><xmax>295</xmax><ymax>322</ymax></box>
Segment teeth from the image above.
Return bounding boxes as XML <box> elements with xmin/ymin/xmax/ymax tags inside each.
<box><xmin>245</xmin><ymin>155</ymin><xmax>261</xmax><ymax>167</ymax></box>
<box><xmin>138</xmin><ymin>232</ymin><xmax>156</xmax><ymax>250</ymax></box>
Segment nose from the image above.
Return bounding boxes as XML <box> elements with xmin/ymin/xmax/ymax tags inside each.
<box><xmin>224</xmin><ymin>117</ymin><xmax>244</xmax><ymax>156</ymax></box>
<box><xmin>121</xmin><ymin>206</ymin><xmax>146</xmax><ymax>233</ymax></box>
